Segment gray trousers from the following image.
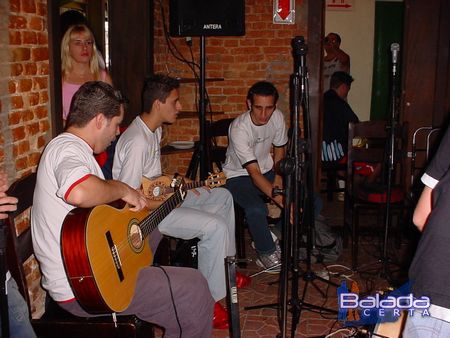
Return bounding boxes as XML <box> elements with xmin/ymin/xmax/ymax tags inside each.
<box><xmin>58</xmin><ymin>231</ymin><xmax>214</xmax><ymax>338</ymax></box>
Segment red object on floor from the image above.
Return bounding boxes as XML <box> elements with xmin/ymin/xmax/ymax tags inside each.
<box><xmin>236</xmin><ymin>271</ymin><xmax>251</xmax><ymax>288</ymax></box>
<box><xmin>213</xmin><ymin>302</ymin><xmax>229</xmax><ymax>329</ymax></box>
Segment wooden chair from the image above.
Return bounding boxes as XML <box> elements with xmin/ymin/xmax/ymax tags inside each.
<box><xmin>205</xmin><ymin>118</ymin><xmax>248</xmax><ymax>266</ymax></box>
<box><xmin>6</xmin><ymin>172</ymin><xmax>156</xmax><ymax>338</ymax></box>
<box><xmin>344</xmin><ymin>121</ymin><xmax>409</xmax><ymax>270</ymax></box>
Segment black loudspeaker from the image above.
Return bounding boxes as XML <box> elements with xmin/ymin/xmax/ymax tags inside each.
<box><xmin>169</xmin><ymin>0</ymin><xmax>245</xmax><ymax>37</ymax></box>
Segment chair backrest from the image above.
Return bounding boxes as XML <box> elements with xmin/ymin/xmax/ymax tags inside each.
<box><xmin>6</xmin><ymin>172</ymin><xmax>155</xmax><ymax>338</ymax></box>
<box><xmin>346</xmin><ymin>120</ymin><xmax>408</xmax><ymax>196</ymax></box>
<box><xmin>6</xmin><ymin>172</ymin><xmax>39</xmax><ymax>311</ymax></box>
<box><xmin>206</xmin><ymin>118</ymin><xmax>234</xmax><ymax>171</ymax></box>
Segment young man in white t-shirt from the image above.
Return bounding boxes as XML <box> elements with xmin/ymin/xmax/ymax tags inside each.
<box><xmin>112</xmin><ymin>74</ymin><xmax>244</xmax><ymax>329</ymax></box>
<box><xmin>223</xmin><ymin>81</ymin><xmax>288</xmax><ymax>269</ymax></box>
<box><xmin>31</xmin><ymin>81</ymin><xmax>214</xmax><ymax>337</ymax></box>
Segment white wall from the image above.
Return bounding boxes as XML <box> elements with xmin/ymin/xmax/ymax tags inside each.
<box><xmin>325</xmin><ymin>1</ymin><xmax>375</xmax><ymax>121</ymax></box>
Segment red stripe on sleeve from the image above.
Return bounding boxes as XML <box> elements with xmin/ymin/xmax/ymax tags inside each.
<box><xmin>64</xmin><ymin>174</ymin><xmax>92</xmax><ymax>200</ymax></box>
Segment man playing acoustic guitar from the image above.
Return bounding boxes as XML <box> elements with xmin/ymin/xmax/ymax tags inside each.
<box><xmin>112</xmin><ymin>74</ymin><xmax>246</xmax><ymax>329</ymax></box>
<box><xmin>31</xmin><ymin>81</ymin><xmax>214</xmax><ymax>337</ymax></box>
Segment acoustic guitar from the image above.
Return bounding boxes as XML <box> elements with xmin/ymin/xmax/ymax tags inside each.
<box><xmin>141</xmin><ymin>172</ymin><xmax>226</xmax><ymax>201</ymax></box>
<box><xmin>61</xmin><ymin>178</ymin><xmax>186</xmax><ymax>313</ymax></box>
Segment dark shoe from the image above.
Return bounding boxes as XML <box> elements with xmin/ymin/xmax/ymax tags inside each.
<box><xmin>236</xmin><ymin>271</ymin><xmax>251</xmax><ymax>288</ymax></box>
<box><xmin>213</xmin><ymin>302</ymin><xmax>229</xmax><ymax>329</ymax></box>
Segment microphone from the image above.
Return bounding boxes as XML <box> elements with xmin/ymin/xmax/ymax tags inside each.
<box><xmin>390</xmin><ymin>43</ymin><xmax>400</xmax><ymax>76</ymax></box>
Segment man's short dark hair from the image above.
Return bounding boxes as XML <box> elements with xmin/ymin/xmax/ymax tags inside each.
<box><xmin>142</xmin><ymin>74</ymin><xmax>180</xmax><ymax>112</ymax></box>
<box><xmin>247</xmin><ymin>81</ymin><xmax>279</xmax><ymax>105</ymax></box>
<box><xmin>66</xmin><ymin>81</ymin><xmax>125</xmax><ymax>128</ymax></box>
<box><xmin>330</xmin><ymin>71</ymin><xmax>354</xmax><ymax>90</ymax></box>
<box><xmin>329</xmin><ymin>32</ymin><xmax>341</xmax><ymax>44</ymax></box>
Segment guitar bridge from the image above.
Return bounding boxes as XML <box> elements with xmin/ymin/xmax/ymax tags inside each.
<box><xmin>106</xmin><ymin>231</ymin><xmax>124</xmax><ymax>282</ymax></box>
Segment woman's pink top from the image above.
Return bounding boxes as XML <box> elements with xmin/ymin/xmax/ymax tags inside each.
<box><xmin>62</xmin><ymin>70</ymin><xmax>108</xmax><ymax>120</ymax></box>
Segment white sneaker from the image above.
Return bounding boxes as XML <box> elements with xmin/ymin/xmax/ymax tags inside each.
<box><xmin>255</xmin><ymin>250</ymin><xmax>281</xmax><ymax>273</ymax></box>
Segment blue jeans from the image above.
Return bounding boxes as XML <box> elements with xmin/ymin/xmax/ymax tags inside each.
<box><xmin>226</xmin><ymin>171</ymin><xmax>276</xmax><ymax>254</ymax></box>
<box><xmin>403</xmin><ymin>312</ymin><xmax>450</xmax><ymax>337</ymax></box>
<box><xmin>1</xmin><ymin>276</ymin><xmax>37</xmax><ymax>338</ymax></box>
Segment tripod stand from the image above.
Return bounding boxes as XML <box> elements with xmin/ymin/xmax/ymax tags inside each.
<box><xmin>243</xmin><ymin>36</ymin><xmax>338</xmax><ymax>338</ymax></box>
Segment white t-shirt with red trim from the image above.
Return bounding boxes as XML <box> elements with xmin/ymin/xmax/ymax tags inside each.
<box><xmin>31</xmin><ymin>133</ymin><xmax>104</xmax><ymax>302</ymax></box>
<box><xmin>223</xmin><ymin>109</ymin><xmax>288</xmax><ymax>179</ymax></box>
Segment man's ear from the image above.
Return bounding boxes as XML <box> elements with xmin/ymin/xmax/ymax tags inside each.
<box><xmin>94</xmin><ymin>113</ymin><xmax>106</xmax><ymax>129</ymax></box>
<box><xmin>246</xmin><ymin>99</ymin><xmax>252</xmax><ymax>110</ymax></box>
<box><xmin>152</xmin><ymin>99</ymin><xmax>161</xmax><ymax>113</ymax></box>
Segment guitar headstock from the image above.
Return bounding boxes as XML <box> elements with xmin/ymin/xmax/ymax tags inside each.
<box><xmin>206</xmin><ymin>171</ymin><xmax>227</xmax><ymax>188</ymax></box>
<box><xmin>171</xmin><ymin>174</ymin><xmax>187</xmax><ymax>201</ymax></box>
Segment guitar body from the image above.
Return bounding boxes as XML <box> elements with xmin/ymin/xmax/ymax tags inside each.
<box><xmin>61</xmin><ymin>204</ymin><xmax>153</xmax><ymax>313</ymax></box>
<box><xmin>142</xmin><ymin>175</ymin><xmax>174</xmax><ymax>201</ymax></box>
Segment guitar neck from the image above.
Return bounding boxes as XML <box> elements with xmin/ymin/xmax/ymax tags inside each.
<box><xmin>140</xmin><ymin>190</ymin><xmax>184</xmax><ymax>237</ymax></box>
<box><xmin>185</xmin><ymin>180</ymin><xmax>204</xmax><ymax>190</ymax></box>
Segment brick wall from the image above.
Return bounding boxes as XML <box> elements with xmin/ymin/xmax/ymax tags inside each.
<box><xmin>154</xmin><ymin>0</ymin><xmax>307</xmax><ymax>176</ymax></box>
<box><xmin>1</xmin><ymin>0</ymin><xmax>51</xmax><ymax>318</ymax></box>
<box><xmin>1</xmin><ymin>0</ymin><xmax>50</xmax><ymax>179</ymax></box>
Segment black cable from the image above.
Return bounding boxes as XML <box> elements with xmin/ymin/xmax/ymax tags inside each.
<box><xmin>156</xmin><ymin>266</ymin><xmax>182</xmax><ymax>338</ymax></box>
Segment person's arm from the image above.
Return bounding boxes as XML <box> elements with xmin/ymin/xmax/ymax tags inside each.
<box><xmin>0</xmin><ymin>170</ymin><xmax>18</xmax><ymax>219</ymax></box>
<box><xmin>412</xmin><ymin>186</ymin><xmax>433</xmax><ymax>232</ymax></box>
<box><xmin>272</xmin><ymin>145</ymin><xmax>286</xmax><ymax>190</ymax></box>
<box><xmin>246</xmin><ymin>162</ymin><xmax>283</xmax><ymax>208</ymax></box>
<box><xmin>65</xmin><ymin>175</ymin><xmax>147</xmax><ymax>211</ymax></box>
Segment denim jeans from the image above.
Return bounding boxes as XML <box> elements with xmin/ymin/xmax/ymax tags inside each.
<box><xmin>226</xmin><ymin>171</ymin><xmax>276</xmax><ymax>254</ymax></box>
<box><xmin>1</xmin><ymin>276</ymin><xmax>37</xmax><ymax>338</ymax></box>
<box><xmin>403</xmin><ymin>312</ymin><xmax>450</xmax><ymax>338</ymax></box>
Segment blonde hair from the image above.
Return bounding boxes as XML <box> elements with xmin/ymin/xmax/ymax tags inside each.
<box><xmin>61</xmin><ymin>24</ymin><xmax>101</xmax><ymax>80</ymax></box>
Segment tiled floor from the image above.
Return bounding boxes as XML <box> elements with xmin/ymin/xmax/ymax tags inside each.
<box><xmin>156</xmin><ymin>191</ymin><xmax>414</xmax><ymax>337</ymax></box>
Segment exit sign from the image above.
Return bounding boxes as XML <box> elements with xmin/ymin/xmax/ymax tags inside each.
<box><xmin>326</xmin><ymin>0</ymin><xmax>354</xmax><ymax>11</ymax></box>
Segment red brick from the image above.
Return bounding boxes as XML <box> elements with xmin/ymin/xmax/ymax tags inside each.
<box><xmin>9</xmin><ymin>31</ymin><xmax>21</xmax><ymax>45</ymax></box>
<box><xmin>23</xmin><ymin>63</ymin><xmax>37</xmax><ymax>75</ymax></box>
<box><xmin>37</xmin><ymin>31</ymin><xmax>48</xmax><ymax>44</ymax></box>
<box><xmin>39</xmin><ymin>91</ymin><xmax>48</xmax><ymax>104</ymax></box>
<box><xmin>33</xmin><ymin>77</ymin><xmax>47</xmax><ymax>90</ymax></box>
<box><xmin>11</xmin><ymin>47</ymin><xmax>31</xmax><ymax>62</ymax></box>
<box><xmin>37</xmin><ymin>135</ymin><xmax>46</xmax><ymax>148</ymax></box>
<box><xmin>37</xmin><ymin>3</ymin><xmax>47</xmax><ymax>16</ymax></box>
<box><xmin>10</xmin><ymin>0</ymin><xmax>20</xmax><ymax>12</ymax></box>
<box><xmin>11</xmin><ymin>126</ymin><xmax>26</xmax><ymax>141</ymax></box>
<box><xmin>39</xmin><ymin>120</ymin><xmax>50</xmax><ymax>133</ymax></box>
<box><xmin>29</xmin><ymin>152</ymin><xmax>41</xmax><ymax>167</ymax></box>
<box><xmin>27</xmin><ymin>122</ymin><xmax>40</xmax><ymax>136</ymax></box>
<box><xmin>13</xmin><ymin>141</ymin><xmax>30</xmax><ymax>157</ymax></box>
<box><xmin>9</xmin><ymin>81</ymin><xmax>17</xmax><ymax>94</ymax></box>
<box><xmin>22</xmin><ymin>0</ymin><xmax>36</xmax><ymax>13</ymax></box>
<box><xmin>22</xmin><ymin>109</ymin><xmax>34</xmax><ymax>122</ymax></box>
<box><xmin>31</xmin><ymin>48</ymin><xmax>48</xmax><ymax>62</ymax></box>
<box><xmin>29</xmin><ymin>17</ymin><xmax>43</xmax><ymax>30</ymax></box>
<box><xmin>38</xmin><ymin>63</ymin><xmax>49</xmax><ymax>75</ymax></box>
<box><xmin>9</xmin><ymin>111</ymin><xmax>22</xmax><ymax>125</ymax></box>
<box><xmin>35</xmin><ymin>106</ymin><xmax>47</xmax><ymax>118</ymax></box>
<box><xmin>22</xmin><ymin>31</ymin><xmax>37</xmax><ymax>44</ymax></box>
<box><xmin>28</xmin><ymin>92</ymin><xmax>40</xmax><ymax>107</ymax></box>
<box><xmin>19</xmin><ymin>79</ymin><xmax>32</xmax><ymax>92</ymax></box>
<box><xmin>15</xmin><ymin>157</ymin><xmax>28</xmax><ymax>171</ymax></box>
<box><xmin>11</xmin><ymin>95</ymin><xmax>24</xmax><ymax>109</ymax></box>
<box><xmin>9</xmin><ymin>15</ymin><xmax>27</xmax><ymax>29</ymax></box>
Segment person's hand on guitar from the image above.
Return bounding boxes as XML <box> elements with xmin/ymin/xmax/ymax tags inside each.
<box><xmin>123</xmin><ymin>187</ymin><xmax>148</xmax><ymax>212</ymax></box>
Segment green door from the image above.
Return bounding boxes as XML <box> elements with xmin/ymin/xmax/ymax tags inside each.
<box><xmin>370</xmin><ymin>1</ymin><xmax>404</xmax><ymax>121</ymax></box>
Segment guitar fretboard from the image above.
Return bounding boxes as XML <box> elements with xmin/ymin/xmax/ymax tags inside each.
<box><xmin>139</xmin><ymin>189</ymin><xmax>184</xmax><ymax>237</ymax></box>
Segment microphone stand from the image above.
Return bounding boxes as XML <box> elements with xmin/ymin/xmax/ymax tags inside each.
<box><xmin>380</xmin><ymin>44</ymin><xmax>400</xmax><ymax>280</ymax></box>
<box><xmin>276</xmin><ymin>36</ymin><xmax>338</xmax><ymax>338</ymax></box>
<box><xmin>358</xmin><ymin>43</ymin><xmax>401</xmax><ymax>283</ymax></box>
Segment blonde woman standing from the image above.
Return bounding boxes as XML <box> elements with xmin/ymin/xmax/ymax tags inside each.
<box><xmin>61</xmin><ymin>24</ymin><xmax>112</xmax><ymax>123</ymax></box>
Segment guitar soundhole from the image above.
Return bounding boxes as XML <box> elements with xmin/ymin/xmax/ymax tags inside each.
<box><xmin>129</xmin><ymin>223</ymin><xmax>144</xmax><ymax>251</ymax></box>
<box><xmin>152</xmin><ymin>186</ymin><xmax>162</xmax><ymax>197</ymax></box>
